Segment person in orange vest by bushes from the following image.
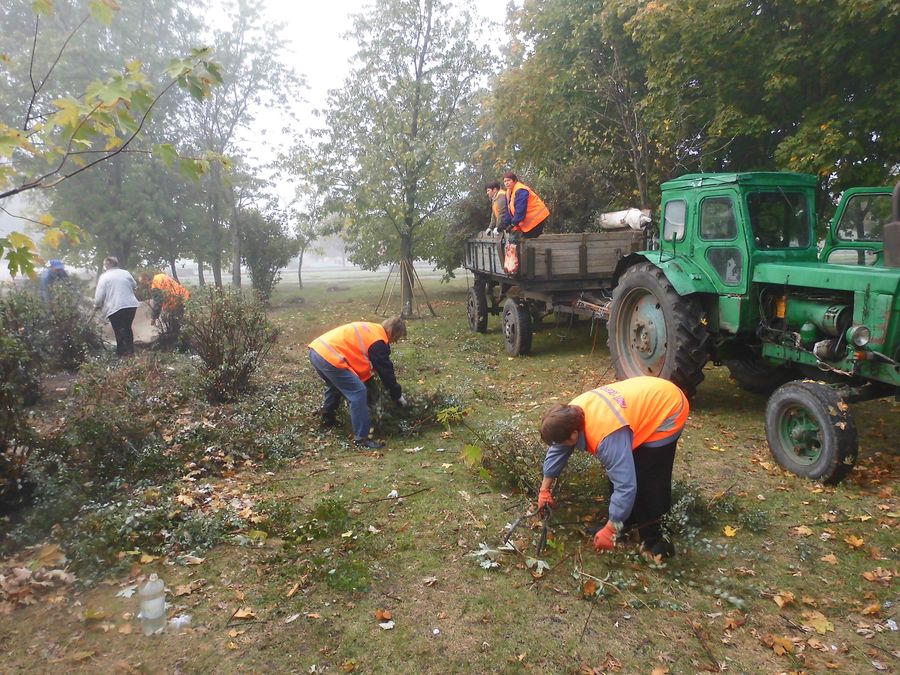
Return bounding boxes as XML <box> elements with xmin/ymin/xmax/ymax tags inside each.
<box><xmin>537</xmin><ymin>376</ymin><xmax>689</xmax><ymax>558</ymax></box>
<box><xmin>501</xmin><ymin>172</ymin><xmax>549</xmax><ymax>240</ymax></box>
<box><xmin>308</xmin><ymin>317</ymin><xmax>408</xmax><ymax>449</ymax></box>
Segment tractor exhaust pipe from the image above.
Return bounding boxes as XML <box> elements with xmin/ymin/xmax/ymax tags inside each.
<box><xmin>885</xmin><ymin>181</ymin><xmax>900</xmax><ymax>268</ymax></box>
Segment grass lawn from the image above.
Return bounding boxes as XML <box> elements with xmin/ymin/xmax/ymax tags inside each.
<box><xmin>1</xmin><ymin>275</ymin><xmax>897</xmax><ymax>673</ymax></box>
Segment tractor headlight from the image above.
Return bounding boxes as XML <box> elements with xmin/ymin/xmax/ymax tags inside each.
<box><xmin>846</xmin><ymin>325</ymin><xmax>871</xmax><ymax>347</ymax></box>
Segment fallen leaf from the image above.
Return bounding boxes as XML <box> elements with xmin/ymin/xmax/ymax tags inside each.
<box><xmin>862</xmin><ymin>603</ymin><xmax>881</xmax><ymax>616</ymax></box>
<box><xmin>71</xmin><ymin>650</ymin><xmax>96</xmax><ymax>662</ymax></box>
<box><xmin>801</xmin><ymin>610</ymin><xmax>834</xmax><ymax>635</ymax></box>
<box><xmin>792</xmin><ymin>526</ymin><xmax>814</xmax><ymax>537</ymax></box>
<box><xmin>284</xmin><ymin>613</ymin><xmax>301</xmax><ymax>624</ymax></box>
<box><xmin>227</xmin><ymin>641</ymin><xmax>238</xmax><ymax>650</ymax></box>
<box><xmin>820</xmin><ymin>554</ymin><xmax>838</xmax><ymax>565</ymax></box>
<box><xmin>306</xmin><ymin>613</ymin><xmax>321</xmax><ymax>620</ymax></box>
<box><xmin>227</xmin><ymin>628</ymin><xmax>246</xmax><ymax>638</ymax></box>
<box><xmin>340</xmin><ymin>660</ymin><xmax>357</xmax><ymax>673</ymax></box>
<box><xmin>286</xmin><ymin>583</ymin><xmax>300</xmax><ymax>598</ymax></box>
<box><xmin>232</xmin><ymin>607</ymin><xmax>256</xmax><ymax>620</ymax></box>
<box><xmin>861</xmin><ymin>568</ymin><xmax>893</xmax><ymax>585</ymax></box>
<box><xmin>844</xmin><ymin>534</ymin><xmax>865</xmax><ymax>549</ymax></box>
<box><xmin>773</xmin><ymin>591</ymin><xmax>795</xmax><ymax>608</ymax></box>
<box><xmin>139</xmin><ymin>553</ymin><xmax>159</xmax><ymax>564</ymax></box>
<box><xmin>723</xmin><ymin>525</ymin><xmax>738</xmax><ymax>537</ymax></box>
<box><xmin>582</xmin><ymin>580</ymin><xmax>598</xmax><ymax>598</ymax></box>
<box><xmin>374</xmin><ymin>609</ymin><xmax>393</xmax><ymax>622</ymax></box>
<box><xmin>651</xmin><ymin>668</ymin><xmax>669</xmax><ymax>675</ymax></box>
<box><xmin>764</xmin><ymin>634</ymin><xmax>795</xmax><ymax>656</ymax></box>
<box><xmin>422</xmin><ymin>576</ymin><xmax>437</xmax><ymax>587</ymax></box>
<box><xmin>83</xmin><ymin>608</ymin><xmax>107</xmax><ymax>621</ymax></box>
<box><xmin>118</xmin><ymin>623</ymin><xmax>132</xmax><ymax>635</ymax></box>
<box><xmin>724</xmin><ymin>613</ymin><xmax>746</xmax><ymax>630</ymax></box>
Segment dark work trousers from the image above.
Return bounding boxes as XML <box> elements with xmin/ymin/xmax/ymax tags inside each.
<box><xmin>623</xmin><ymin>439</ymin><xmax>677</xmax><ymax>545</ymax></box>
<box><xmin>108</xmin><ymin>306</ymin><xmax>137</xmax><ymax>356</ymax></box>
<box><xmin>520</xmin><ymin>221</ymin><xmax>545</xmax><ymax>239</ymax></box>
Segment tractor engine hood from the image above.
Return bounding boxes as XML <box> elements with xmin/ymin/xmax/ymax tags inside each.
<box><xmin>753</xmin><ymin>262</ymin><xmax>900</xmax><ymax>295</ymax></box>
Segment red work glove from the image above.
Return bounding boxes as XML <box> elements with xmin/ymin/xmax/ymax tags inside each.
<box><xmin>537</xmin><ymin>487</ymin><xmax>556</xmax><ymax>512</ymax></box>
<box><xmin>593</xmin><ymin>521</ymin><xmax>618</xmax><ymax>551</ymax></box>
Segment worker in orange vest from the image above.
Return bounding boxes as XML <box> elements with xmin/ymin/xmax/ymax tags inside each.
<box><xmin>308</xmin><ymin>316</ymin><xmax>408</xmax><ymax>449</ymax></box>
<box><xmin>501</xmin><ymin>172</ymin><xmax>549</xmax><ymax>239</ymax></box>
<box><xmin>537</xmin><ymin>376</ymin><xmax>689</xmax><ymax>558</ymax></box>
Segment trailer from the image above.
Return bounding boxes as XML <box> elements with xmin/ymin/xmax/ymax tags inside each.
<box><xmin>464</xmin><ymin>226</ymin><xmax>646</xmax><ymax>356</ymax></box>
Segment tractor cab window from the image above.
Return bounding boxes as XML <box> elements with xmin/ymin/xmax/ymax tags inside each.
<box><xmin>662</xmin><ymin>200</ymin><xmax>686</xmax><ymax>242</ymax></box>
<box><xmin>747</xmin><ymin>191</ymin><xmax>811</xmax><ymax>249</ymax></box>
<box><xmin>836</xmin><ymin>193</ymin><xmax>891</xmax><ymax>241</ymax></box>
<box><xmin>700</xmin><ymin>197</ymin><xmax>737</xmax><ymax>240</ymax></box>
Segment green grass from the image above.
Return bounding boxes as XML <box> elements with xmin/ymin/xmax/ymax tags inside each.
<box><xmin>1</xmin><ymin>275</ymin><xmax>898</xmax><ymax>673</ymax></box>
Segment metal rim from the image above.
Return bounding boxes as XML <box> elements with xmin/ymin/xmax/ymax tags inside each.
<box><xmin>776</xmin><ymin>402</ymin><xmax>823</xmax><ymax>465</ymax></box>
<box><xmin>466</xmin><ymin>290</ymin><xmax>479</xmax><ymax>329</ymax></box>
<box><xmin>616</xmin><ymin>286</ymin><xmax>667</xmax><ymax>376</ymax></box>
<box><xmin>503</xmin><ymin>304</ymin><xmax>518</xmax><ymax>346</ymax></box>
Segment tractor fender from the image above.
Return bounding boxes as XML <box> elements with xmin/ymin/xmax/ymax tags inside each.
<box><xmin>613</xmin><ymin>251</ymin><xmax>718</xmax><ymax>297</ymax></box>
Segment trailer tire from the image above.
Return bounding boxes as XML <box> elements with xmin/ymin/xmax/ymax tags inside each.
<box><xmin>724</xmin><ymin>358</ymin><xmax>798</xmax><ymax>395</ymax></box>
<box><xmin>608</xmin><ymin>262</ymin><xmax>708</xmax><ymax>397</ymax></box>
<box><xmin>765</xmin><ymin>380</ymin><xmax>858</xmax><ymax>484</ymax></box>
<box><xmin>467</xmin><ymin>284</ymin><xmax>488</xmax><ymax>333</ymax></box>
<box><xmin>502</xmin><ymin>298</ymin><xmax>533</xmax><ymax>356</ymax></box>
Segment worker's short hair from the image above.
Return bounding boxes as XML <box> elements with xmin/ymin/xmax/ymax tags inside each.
<box><xmin>485</xmin><ymin>180</ymin><xmax>501</xmax><ymax>191</ymax></box>
<box><xmin>502</xmin><ymin>171</ymin><xmax>518</xmax><ymax>183</ymax></box>
<box><xmin>540</xmin><ymin>404</ymin><xmax>584</xmax><ymax>444</ymax></box>
<box><xmin>139</xmin><ymin>272</ymin><xmax>154</xmax><ymax>284</ymax></box>
<box><xmin>104</xmin><ymin>256</ymin><xmax>119</xmax><ymax>269</ymax></box>
<box><xmin>382</xmin><ymin>315</ymin><xmax>407</xmax><ymax>342</ymax></box>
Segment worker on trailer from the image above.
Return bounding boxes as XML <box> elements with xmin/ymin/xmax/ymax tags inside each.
<box><xmin>308</xmin><ymin>317</ymin><xmax>408</xmax><ymax>449</ymax></box>
<box><xmin>501</xmin><ymin>171</ymin><xmax>549</xmax><ymax>239</ymax></box>
<box><xmin>485</xmin><ymin>180</ymin><xmax>508</xmax><ymax>235</ymax></box>
<box><xmin>537</xmin><ymin>376</ymin><xmax>689</xmax><ymax>558</ymax></box>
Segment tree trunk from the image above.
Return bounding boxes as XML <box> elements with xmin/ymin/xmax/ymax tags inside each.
<box><xmin>197</xmin><ymin>258</ymin><xmax>205</xmax><ymax>286</ymax></box>
<box><xmin>169</xmin><ymin>259</ymin><xmax>179</xmax><ymax>281</ymax></box>
<box><xmin>297</xmin><ymin>246</ymin><xmax>305</xmax><ymax>289</ymax></box>
<box><xmin>400</xmin><ymin>234</ymin><xmax>413</xmax><ymax>317</ymax></box>
<box><xmin>230</xmin><ymin>183</ymin><xmax>241</xmax><ymax>288</ymax></box>
<box><xmin>211</xmin><ymin>250</ymin><xmax>223</xmax><ymax>288</ymax></box>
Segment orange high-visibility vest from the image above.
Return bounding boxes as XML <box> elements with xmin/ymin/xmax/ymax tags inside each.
<box><xmin>508</xmin><ymin>182</ymin><xmax>549</xmax><ymax>233</ymax></box>
<box><xmin>151</xmin><ymin>274</ymin><xmax>189</xmax><ymax>312</ymax></box>
<box><xmin>570</xmin><ymin>377</ymin><xmax>689</xmax><ymax>453</ymax></box>
<box><xmin>309</xmin><ymin>322</ymin><xmax>389</xmax><ymax>381</ymax></box>
<box><xmin>491</xmin><ymin>189</ymin><xmax>506</xmax><ymax>222</ymax></box>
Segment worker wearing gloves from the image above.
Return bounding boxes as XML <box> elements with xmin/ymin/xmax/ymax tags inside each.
<box><xmin>537</xmin><ymin>376</ymin><xmax>689</xmax><ymax>558</ymax></box>
<box><xmin>484</xmin><ymin>180</ymin><xmax>507</xmax><ymax>236</ymax></box>
<box><xmin>501</xmin><ymin>172</ymin><xmax>549</xmax><ymax>239</ymax></box>
<box><xmin>308</xmin><ymin>316</ymin><xmax>408</xmax><ymax>449</ymax></box>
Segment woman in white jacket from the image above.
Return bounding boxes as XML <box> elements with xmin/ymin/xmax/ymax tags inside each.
<box><xmin>93</xmin><ymin>256</ymin><xmax>139</xmax><ymax>356</ymax></box>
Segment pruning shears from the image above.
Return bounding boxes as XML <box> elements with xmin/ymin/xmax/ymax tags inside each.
<box><xmin>505</xmin><ymin>504</ymin><xmax>553</xmax><ymax>556</ymax></box>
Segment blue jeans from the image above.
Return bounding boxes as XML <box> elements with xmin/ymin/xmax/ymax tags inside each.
<box><xmin>309</xmin><ymin>349</ymin><xmax>371</xmax><ymax>441</ymax></box>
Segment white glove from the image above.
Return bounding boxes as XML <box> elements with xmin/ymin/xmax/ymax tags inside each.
<box><xmin>397</xmin><ymin>395</ymin><xmax>408</xmax><ymax>407</ymax></box>
<box><xmin>484</xmin><ymin>228</ymin><xmax>493</xmax><ymax>236</ymax></box>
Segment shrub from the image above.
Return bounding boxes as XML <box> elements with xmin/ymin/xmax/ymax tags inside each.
<box><xmin>182</xmin><ymin>288</ymin><xmax>280</xmax><ymax>403</ymax></box>
<box><xmin>0</xmin><ymin>331</ymin><xmax>33</xmax><ymax>510</ymax></box>
<box><xmin>239</xmin><ymin>211</ymin><xmax>300</xmax><ymax>302</ymax></box>
<box><xmin>42</xmin><ymin>282</ymin><xmax>104</xmax><ymax>370</ymax></box>
<box><xmin>0</xmin><ymin>290</ymin><xmax>47</xmax><ymax>405</ymax></box>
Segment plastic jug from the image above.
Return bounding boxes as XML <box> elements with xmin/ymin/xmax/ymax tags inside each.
<box><xmin>138</xmin><ymin>573</ymin><xmax>166</xmax><ymax>635</ymax></box>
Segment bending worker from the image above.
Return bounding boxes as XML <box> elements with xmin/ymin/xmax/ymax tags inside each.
<box><xmin>308</xmin><ymin>317</ymin><xmax>408</xmax><ymax>449</ymax></box>
<box><xmin>537</xmin><ymin>376</ymin><xmax>689</xmax><ymax>558</ymax></box>
<box><xmin>501</xmin><ymin>172</ymin><xmax>549</xmax><ymax>239</ymax></box>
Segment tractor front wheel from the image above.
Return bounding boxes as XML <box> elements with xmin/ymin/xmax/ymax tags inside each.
<box><xmin>765</xmin><ymin>380</ymin><xmax>858</xmax><ymax>484</ymax></box>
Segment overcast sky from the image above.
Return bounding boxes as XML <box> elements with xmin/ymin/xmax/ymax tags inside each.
<box><xmin>245</xmin><ymin>0</ymin><xmax>506</xmax><ymax>203</ymax></box>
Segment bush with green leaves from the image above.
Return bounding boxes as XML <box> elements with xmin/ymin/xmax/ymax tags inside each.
<box><xmin>182</xmin><ymin>288</ymin><xmax>280</xmax><ymax>403</ymax></box>
<box><xmin>42</xmin><ymin>282</ymin><xmax>104</xmax><ymax>370</ymax></box>
<box><xmin>0</xmin><ymin>331</ymin><xmax>34</xmax><ymax>510</ymax></box>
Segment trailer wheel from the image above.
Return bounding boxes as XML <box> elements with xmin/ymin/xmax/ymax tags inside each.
<box><xmin>467</xmin><ymin>284</ymin><xmax>488</xmax><ymax>333</ymax></box>
<box><xmin>608</xmin><ymin>262</ymin><xmax>709</xmax><ymax>397</ymax></box>
<box><xmin>724</xmin><ymin>358</ymin><xmax>799</xmax><ymax>395</ymax></box>
<box><xmin>502</xmin><ymin>298</ymin><xmax>533</xmax><ymax>356</ymax></box>
<box><xmin>765</xmin><ymin>380</ymin><xmax>858</xmax><ymax>484</ymax></box>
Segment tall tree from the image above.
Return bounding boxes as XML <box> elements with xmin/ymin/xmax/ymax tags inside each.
<box><xmin>186</xmin><ymin>0</ymin><xmax>302</xmax><ymax>288</ymax></box>
<box><xmin>314</xmin><ymin>0</ymin><xmax>489</xmax><ymax>316</ymax></box>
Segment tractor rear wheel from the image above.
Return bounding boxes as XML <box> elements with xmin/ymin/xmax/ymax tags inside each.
<box><xmin>765</xmin><ymin>380</ymin><xmax>858</xmax><ymax>484</ymax></box>
<box><xmin>725</xmin><ymin>358</ymin><xmax>799</xmax><ymax>395</ymax></box>
<box><xmin>608</xmin><ymin>262</ymin><xmax>709</xmax><ymax>397</ymax></box>
<box><xmin>502</xmin><ymin>298</ymin><xmax>533</xmax><ymax>356</ymax></box>
<box><xmin>467</xmin><ymin>284</ymin><xmax>488</xmax><ymax>333</ymax></box>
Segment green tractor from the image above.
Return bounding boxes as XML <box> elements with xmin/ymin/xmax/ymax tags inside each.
<box><xmin>607</xmin><ymin>172</ymin><xmax>899</xmax><ymax>483</ymax></box>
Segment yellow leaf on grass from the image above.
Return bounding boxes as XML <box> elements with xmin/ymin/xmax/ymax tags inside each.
<box><xmin>792</xmin><ymin>525</ymin><xmax>814</xmax><ymax>537</ymax></box>
<box><xmin>582</xmin><ymin>580</ymin><xmax>598</xmax><ymax>598</ymax></box>
<box><xmin>862</xmin><ymin>602</ymin><xmax>881</xmax><ymax>616</ymax></box>
<box><xmin>139</xmin><ymin>553</ymin><xmax>159</xmax><ymax>564</ymax></box>
<box><xmin>232</xmin><ymin>607</ymin><xmax>256</xmax><ymax>620</ymax></box>
<box><xmin>862</xmin><ymin>567</ymin><xmax>894</xmax><ymax>584</ymax></box>
<box><xmin>844</xmin><ymin>535</ymin><xmax>865</xmax><ymax>549</ymax></box>
<box><xmin>801</xmin><ymin>610</ymin><xmax>834</xmax><ymax>635</ymax></box>
<box><xmin>768</xmin><ymin>634</ymin><xmax>795</xmax><ymax>656</ymax></box>
<box><xmin>820</xmin><ymin>554</ymin><xmax>838</xmax><ymax>565</ymax></box>
<box><xmin>773</xmin><ymin>591</ymin><xmax>795</xmax><ymax>608</ymax></box>
<box><xmin>723</xmin><ymin>525</ymin><xmax>738</xmax><ymax>537</ymax></box>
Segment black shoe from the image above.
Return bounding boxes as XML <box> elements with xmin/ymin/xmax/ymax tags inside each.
<box><xmin>318</xmin><ymin>410</ymin><xmax>338</xmax><ymax>428</ymax></box>
<box><xmin>354</xmin><ymin>438</ymin><xmax>384</xmax><ymax>449</ymax></box>
<box><xmin>641</xmin><ymin>538</ymin><xmax>675</xmax><ymax>559</ymax></box>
